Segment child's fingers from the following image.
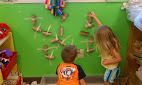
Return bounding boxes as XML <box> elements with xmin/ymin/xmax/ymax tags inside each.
<box><xmin>90</xmin><ymin>12</ymin><xmax>96</xmax><ymax>17</ymax></box>
<box><xmin>88</xmin><ymin>14</ymin><xmax>93</xmax><ymax>17</ymax></box>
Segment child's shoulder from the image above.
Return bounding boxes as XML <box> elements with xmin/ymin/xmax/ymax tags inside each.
<box><xmin>58</xmin><ymin>63</ymin><xmax>78</xmax><ymax>67</ymax></box>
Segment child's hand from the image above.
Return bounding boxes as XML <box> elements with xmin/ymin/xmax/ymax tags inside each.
<box><xmin>103</xmin><ymin>59</ymin><xmax>110</xmax><ymax>65</ymax></box>
<box><xmin>88</xmin><ymin>12</ymin><xmax>96</xmax><ymax>18</ymax></box>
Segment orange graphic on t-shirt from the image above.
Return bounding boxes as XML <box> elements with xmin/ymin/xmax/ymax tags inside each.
<box><xmin>57</xmin><ymin>63</ymin><xmax>79</xmax><ymax>85</ymax></box>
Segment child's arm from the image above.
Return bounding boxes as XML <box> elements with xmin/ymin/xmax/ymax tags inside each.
<box><xmin>79</xmin><ymin>79</ymin><xmax>87</xmax><ymax>85</ymax></box>
<box><xmin>76</xmin><ymin>65</ymin><xmax>87</xmax><ymax>85</ymax></box>
<box><xmin>103</xmin><ymin>49</ymin><xmax>122</xmax><ymax>65</ymax></box>
<box><xmin>88</xmin><ymin>12</ymin><xmax>102</xmax><ymax>27</ymax></box>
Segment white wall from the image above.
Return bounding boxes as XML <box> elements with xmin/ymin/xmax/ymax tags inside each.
<box><xmin>0</xmin><ymin>0</ymin><xmax>126</xmax><ymax>3</ymax></box>
<box><xmin>15</xmin><ymin>0</ymin><xmax>106</xmax><ymax>3</ymax></box>
<box><xmin>67</xmin><ymin>0</ymin><xmax>106</xmax><ymax>2</ymax></box>
<box><xmin>15</xmin><ymin>0</ymin><xmax>43</xmax><ymax>3</ymax></box>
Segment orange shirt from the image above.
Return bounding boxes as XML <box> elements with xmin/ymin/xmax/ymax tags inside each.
<box><xmin>56</xmin><ymin>63</ymin><xmax>79</xmax><ymax>85</ymax></box>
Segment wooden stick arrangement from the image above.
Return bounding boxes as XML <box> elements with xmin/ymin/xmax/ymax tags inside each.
<box><xmin>58</xmin><ymin>35</ymin><xmax>71</xmax><ymax>46</ymax></box>
<box><xmin>31</xmin><ymin>11</ymin><xmax>98</xmax><ymax>63</ymax></box>
<box><xmin>32</xmin><ymin>23</ymin><xmax>42</xmax><ymax>32</ymax></box>
<box><xmin>31</xmin><ymin>15</ymin><xmax>37</xmax><ymax>26</ymax></box>
<box><xmin>77</xmin><ymin>49</ymin><xmax>84</xmax><ymax>58</ymax></box>
<box><xmin>71</xmin><ymin>38</ymin><xmax>74</xmax><ymax>45</ymax></box>
<box><xmin>37</xmin><ymin>45</ymin><xmax>59</xmax><ymax>56</ymax></box>
<box><xmin>50</xmin><ymin>34</ymin><xmax>59</xmax><ymax>43</ymax></box>
<box><xmin>85</xmin><ymin>12</ymin><xmax>94</xmax><ymax>28</ymax></box>
<box><xmin>80</xmin><ymin>30</ymin><xmax>89</xmax><ymax>36</ymax></box>
<box><xmin>61</xmin><ymin>14</ymin><xmax>68</xmax><ymax>22</ymax></box>
<box><xmin>58</xmin><ymin>25</ymin><xmax>64</xmax><ymax>36</ymax></box>
<box><xmin>45</xmin><ymin>50</ymin><xmax>54</xmax><ymax>65</ymax></box>
<box><xmin>89</xmin><ymin>36</ymin><xmax>94</xmax><ymax>45</ymax></box>
<box><xmin>45</xmin><ymin>50</ymin><xmax>54</xmax><ymax>60</ymax></box>
<box><xmin>42</xmin><ymin>24</ymin><xmax>52</xmax><ymax>36</ymax></box>
<box><xmin>80</xmin><ymin>36</ymin><xmax>94</xmax><ymax>45</ymax></box>
<box><xmin>86</xmin><ymin>43</ymin><xmax>95</xmax><ymax>53</ymax></box>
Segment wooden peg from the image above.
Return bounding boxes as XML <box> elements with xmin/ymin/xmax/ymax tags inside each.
<box><xmin>45</xmin><ymin>50</ymin><xmax>54</xmax><ymax>60</ymax></box>
<box><xmin>58</xmin><ymin>25</ymin><xmax>64</xmax><ymax>36</ymax></box>
<box><xmin>80</xmin><ymin>31</ymin><xmax>89</xmax><ymax>36</ymax></box>
<box><xmin>77</xmin><ymin>49</ymin><xmax>84</xmax><ymax>58</ymax></box>
<box><xmin>50</xmin><ymin>34</ymin><xmax>59</xmax><ymax>43</ymax></box>
<box><xmin>32</xmin><ymin>24</ymin><xmax>42</xmax><ymax>32</ymax></box>
<box><xmin>42</xmin><ymin>24</ymin><xmax>52</xmax><ymax>36</ymax></box>
<box><xmin>89</xmin><ymin>36</ymin><xmax>94</xmax><ymax>45</ymax></box>
<box><xmin>31</xmin><ymin>15</ymin><xmax>37</xmax><ymax>26</ymax></box>
<box><xmin>61</xmin><ymin>14</ymin><xmax>68</xmax><ymax>22</ymax></box>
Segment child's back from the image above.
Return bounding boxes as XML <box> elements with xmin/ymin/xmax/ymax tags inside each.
<box><xmin>56</xmin><ymin>45</ymin><xmax>86</xmax><ymax>85</ymax></box>
<box><xmin>57</xmin><ymin>63</ymin><xmax>78</xmax><ymax>85</ymax></box>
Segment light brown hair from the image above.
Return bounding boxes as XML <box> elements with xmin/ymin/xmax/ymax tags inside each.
<box><xmin>61</xmin><ymin>45</ymin><xmax>77</xmax><ymax>63</ymax></box>
<box><xmin>95</xmin><ymin>25</ymin><xmax>120</xmax><ymax>56</ymax></box>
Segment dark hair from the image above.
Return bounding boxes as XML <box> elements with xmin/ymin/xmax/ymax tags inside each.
<box><xmin>61</xmin><ymin>45</ymin><xmax>77</xmax><ymax>63</ymax></box>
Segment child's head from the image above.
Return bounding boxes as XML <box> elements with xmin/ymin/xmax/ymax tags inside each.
<box><xmin>95</xmin><ymin>25</ymin><xmax>120</xmax><ymax>54</ymax></box>
<box><xmin>61</xmin><ymin>45</ymin><xmax>77</xmax><ymax>63</ymax></box>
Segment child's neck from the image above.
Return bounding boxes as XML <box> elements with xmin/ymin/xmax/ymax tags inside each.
<box><xmin>64</xmin><ymin>62</ymin><xmax>74</xmax><ymax>64</ymax></box>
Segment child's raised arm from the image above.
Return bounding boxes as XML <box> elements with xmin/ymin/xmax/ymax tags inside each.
<box><xmin>88</xmin><ymin>12</ymin><xmax>102</xmax><ymax>27</ymax></box>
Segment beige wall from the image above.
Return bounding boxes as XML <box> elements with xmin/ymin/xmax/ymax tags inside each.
<box><xmin>0</xmin><ymin>0</ymin><xmax>107</xmax><ymax>3</ymax></box>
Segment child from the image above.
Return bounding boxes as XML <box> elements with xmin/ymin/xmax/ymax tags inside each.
<box><xmin>56</xmin><ymin>45</ymin><xmax>86</xmax><ymax>85</ymax></box>
<box><xmin>89</xmin><ymin>12</ymin><xmax>122</xmax><ymax>85</ymax></box>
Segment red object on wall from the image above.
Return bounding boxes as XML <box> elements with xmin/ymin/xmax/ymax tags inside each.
<box><xmin>1</xmin><ymin>52</ymin><xmax>17</xmax><ymax>80</ymax></box>
<box><xmin>0</xmin><ymin>23</ymin><xmax>10</xmax><ymax>39</ymax></box>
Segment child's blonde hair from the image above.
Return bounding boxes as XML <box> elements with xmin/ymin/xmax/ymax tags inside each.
<box><xmin>95</xmin><ymin>25</ymin><xmax>120</xmax><ymax>56</ymax></box>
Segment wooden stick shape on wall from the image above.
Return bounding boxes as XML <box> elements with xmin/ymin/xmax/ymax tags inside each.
<box><xmin>31</xmin><ymin>15</ymin><xmax>37</xmax><ymax>26</ymax></box>
<box><xmin>45</xmin><ymin>50</ymin><xmax>54</xmax><ymax>60</ymax></box>
<box><xmin>71</xmin><ymin>38</ymin><xmax>74</xmax><ymax>45</ymax></box>
<box><xmin>50</xmin><ymin>33</ymin><xmax>59</xmax><ymax>43</ymax></box>
<box><xmin>80</xmin><ymin>36</ymin><xmax>94</xmax><ymax>45</ymax></box>
<box><xmin>85</xmin><ymin>12</ymin><xmax>94</xmax><ymax>28</ymax></box>
<box><xmin>42</xmin><ymin>24</ymin><xmax>52</xmax><ymax>36</ymax></box>
<box><xmin>80</xmin><ymin>30</ymin><xmax>89</xmax><ymax>36</ymax></box>
<box><xmin>86</xmin><ymin>42</ymin><xmax>95</xmax><ymax>53</ymax></box>
<box><xmin>32</xmin><ymin>23</ymin><xmax>42</xmax><ymax>39</ymax></box>
<box><xmin>77</xmin><ymin>49</ymin><xmax>84</xmax><ymax>58</ymax></box>
<box><xmin>45</xmin><ymin>50</ymin><xmax>54</xmax><ymax>65</ymax></box>
<box><xmin>32</xmin><ymin>23</ymin><xmax>42</xmax><ymax>32</ymax></box>
<box><xmin>58</xmin><ymin>35</ymin><xmax>71</xmax><ymax>46</ymax></box>
<box><xmin>24</xmin><ymin>15</ymin><xmax>43</xmax><ymax>26</ymax></box>
<box><xmin>37</xmin><ymin>45</ymin><xmax>59</xmax><ymax>55</ymax></box>
<box><xmin>89</xmin><ymin>36</ymin><xmax>94</xmax><ymax>45</ymax></box>
<box><xmin>61</xmin><ymin>14</ymin><xmax>68</xmax><ymax>22</ymax></box>
<box><xmin>37</xmin><ymin>45</ymin><xmax>48</xmax><ymax>55</ymax></box>
<box><xmin>58</xmin><ymin>25</ymin><xmax>64</xmax><ymax>36</ymax></box>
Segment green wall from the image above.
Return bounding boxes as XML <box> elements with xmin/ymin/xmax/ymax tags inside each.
<box><xmin>0</xmin><ymin>3</ymin><xmax>129</xmax><ymax>77</ymax></box>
